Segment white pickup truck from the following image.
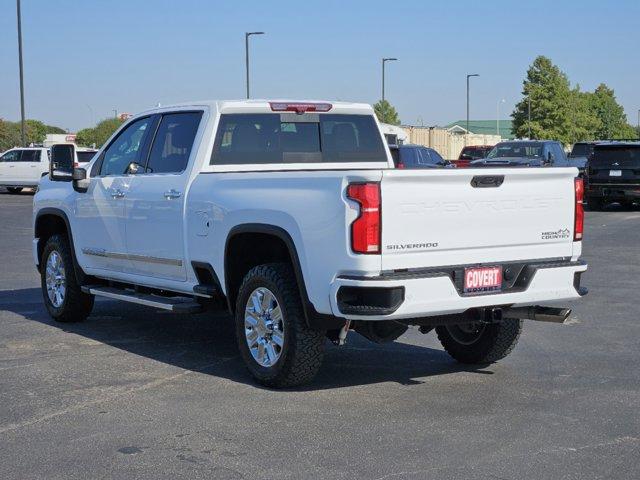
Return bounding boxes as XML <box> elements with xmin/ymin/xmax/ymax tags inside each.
<box><xmin>33</xmin><ymin>100</ymin><xmax>588</xmax><ymax>387</ymax></box>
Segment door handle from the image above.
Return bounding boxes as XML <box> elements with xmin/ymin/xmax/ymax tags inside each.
<box><xmin>163</xmin><ymin>189</ymin><xmax>182</xmax><ymax>200</ymax></box>
<box><xmin>109</xmin><ymin>188</ymin><xmax>125</xmax><ymax>199</ymax></box>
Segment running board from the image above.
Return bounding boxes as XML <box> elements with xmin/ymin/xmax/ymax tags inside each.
<box><xmin>81</xmin><ymin>286</ymin><xmax>203</xmax><ymax>313</ymax></box>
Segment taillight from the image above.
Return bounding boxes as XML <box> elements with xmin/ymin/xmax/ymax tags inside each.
<box><xmin>347</xmin><ymin>182</ymin><xmax>381</xmax><ymax>254</ymax></box>
<box><xmin>269</xmin><ymin>102</ymin><xmax>332</xmax><ymax>114</ymax></box>
<box><xmin>574</xmin><ymin>178</ymin><xmax>584</xmax><ymax>241</ymax></box>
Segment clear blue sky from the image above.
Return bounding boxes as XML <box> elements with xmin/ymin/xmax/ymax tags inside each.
<box><xmin>1</xmin><ymin>0</ymin><xmax>638</xmax><ymax>132</ymax></box>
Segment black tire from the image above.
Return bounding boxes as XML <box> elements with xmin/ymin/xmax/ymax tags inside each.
<box><xmin>6</xmin><ymin>187</ymin><xmax>23</xmax><ymax>194</ymax></box>
<box><xmin>40</xmin><ymin>234</ymin><xmax>94</xmax><ymax>322</ymax></box>
<box><xmin>436</xmin><ymin>319</ymin><xmax>522</xmax><ymax>364</ymax></box>
<box><xmin>586</xmin><ymin>196</ymin><xmax>604</xmax><ymax>211</ymax></box>
<box><xmin>235</xmin><ymin>263</ymin><xmax>325</xmax><ymax>388</ymax></box>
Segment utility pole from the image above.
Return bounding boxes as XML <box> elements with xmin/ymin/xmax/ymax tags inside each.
<box><xmin>382</xmin><ymin>58</ymin><xmax>397</xmax><ymax>103</ymax></box>
<box><xmin>16</xmin><ymin>0</ymin><xmax>26</xmax><ymax>147</ymax></box>
<box><xmin>466</xmin><ymin>74</ymin><xmax>479</xmax><ymax>141</ymax></box>
<box><xmin>528</xmin><ymin>96</ymin><xmax>532</xmax><ymax>139</ymax></box>
<box><xmin>245</xmin><ymin>31</ymin><xmax>265</xmax><ymax>99</ymax></box>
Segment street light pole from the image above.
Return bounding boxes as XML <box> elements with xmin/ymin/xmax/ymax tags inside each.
<box><xmin>245</xmin><ymin>31</ymin><xmax>265</xmax><ymax>99</ymax></box>
<box><xmin>528</xmin><ymin>96</ymin><xmax>532</xmax><ymax>139</ymax></box>
<box><xmin>16</xmin><ymin>0</ymin><xmax>26</xmax><ymax>147</ymax></box>
<box><xmin>497</xmin><ymin>98</ymin><xmax>505</xmax><ymax>137</ymax></box>
<box><xmin>466</xmin><ymin>74</ymin><xmax>479</xmax><ymax>138</ymax></box>
<box><xmin>382</xmin><ymin>58</ymin><xmax>397</xmax><ymax>103</ymax></box>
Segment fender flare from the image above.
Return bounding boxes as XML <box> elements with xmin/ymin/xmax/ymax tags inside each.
<box><xmin>224</xmin><ymin>223</ymin><xmax>343</xmax><ymax>331</ymax></box>
<box><xmin>35</xmin><ymin>208</ymin><xmax>86</xmax><ymax>284</ymax></box>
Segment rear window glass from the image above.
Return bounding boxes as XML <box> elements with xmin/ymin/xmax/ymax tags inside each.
<box><xmin>460</xmin><ymin>147</ymin><xmax>487</xmax><ymax>160</ymax></box>
<box><xmin>76</xmin><ymin>151</ymin><xmax>96</xmax><ymax>163</ymax></box>
<box><xmin>211</xmin><ymin>113</ymin><xmax>387</xmax><ymax>165</ymax></box>
<box><xmin>592</xmin><ymin>146</ymin><xmax>640</xmax><ymax>168</ymax></box>
<box><xmin>570</xmin><ymin>143</ymin><xmax>593</xmax><ymax>157</ymax></box>
<box><xmin>20</xmin><ymin>150</ymin><xmax>40</xmax><ymax>162</ymax></box>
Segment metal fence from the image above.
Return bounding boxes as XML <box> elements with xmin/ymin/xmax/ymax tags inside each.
<box><xmin>401</xmin><ymin>126</ymin><xmax>501</xmax><ymax>159</ymax></box>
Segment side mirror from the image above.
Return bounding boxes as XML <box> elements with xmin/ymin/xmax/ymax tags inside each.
<box><xmin>49</xmin><ymin>144</ymin><xmax>75</xmax><ymax>181</ymax></box>
<box><xmin>127</xmin><ymin>162</ymin><xmax>142</xmax><ymax>174</ymax></box>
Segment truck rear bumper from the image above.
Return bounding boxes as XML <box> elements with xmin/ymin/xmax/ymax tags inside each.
<box><xmin>587</xmin><ymin>184</ymin><xmax>640</xmax><ymax>199</ymax></box>
<box><xmin>330</xmin><ymin>260</ymin><xmax>587</xmax><ymax>321</ymax></box>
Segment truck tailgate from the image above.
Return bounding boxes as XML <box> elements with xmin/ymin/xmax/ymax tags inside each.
<box><xmin>380</xmin><ymin>168</ymin><xmax>577</xmax><ymax>271</ymax></box>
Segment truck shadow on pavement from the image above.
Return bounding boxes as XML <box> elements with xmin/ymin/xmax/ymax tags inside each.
<box><xmin>0</xmin><ymin>287</ymin><xmax>491</xmax><ymax>390</ymax></box>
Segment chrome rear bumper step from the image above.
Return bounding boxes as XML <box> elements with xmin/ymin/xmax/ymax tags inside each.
<box><xmin>81</xmin><ymin>286</ymin><xmax>202</xmax><ymax>313</ymax></box>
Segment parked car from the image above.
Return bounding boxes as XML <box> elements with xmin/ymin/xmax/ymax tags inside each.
<box><xmin>585</xmin><ymin>141</ymin><xmax>640</xmax><ymax>210</ymax></box>
<box><xmin>453</xmin><ymin>145</ymin><xmax>493</xmax><ymax>167</ymax></box>
<box><xmin>471</xmin><ymin>140</ymin><xmax>572</xmax><ymax>168</ymax></box>
<box><xmin>34</xmin><ymin>100</ymin><xmax>587</xmax><ymax>387</ymax></box>
<box><xmin>0</xmin><ymin>147</ymin><xmax>49</xmax><ymax>193</ymax></box>
<box><xmin>390</xmin><ymin>144</ymin><xmax>453</xmax><ymax>168</ymax></box>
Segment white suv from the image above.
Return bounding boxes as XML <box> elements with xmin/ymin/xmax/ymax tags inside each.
<box><xmin>0</xmin><ymin>147</ymin><xmax>49</xmax><ymax>192</ymax></box>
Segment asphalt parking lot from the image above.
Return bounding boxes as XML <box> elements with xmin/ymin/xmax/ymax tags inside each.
<box><xmin>0</xmin><ymin>189</ymin><xmax>638</xmax><ymax>480</ymax></box>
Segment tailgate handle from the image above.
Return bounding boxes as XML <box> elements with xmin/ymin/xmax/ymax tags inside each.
<box><xmin>471</xmin><ymin>175</ymin><xmax>504</xmax><ymax>188</ymax></box>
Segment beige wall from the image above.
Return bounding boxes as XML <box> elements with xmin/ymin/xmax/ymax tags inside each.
<box><xmin>401</xmin><ymin>126</ymin><xmax>501</xmax><ymax>159</ymax></box>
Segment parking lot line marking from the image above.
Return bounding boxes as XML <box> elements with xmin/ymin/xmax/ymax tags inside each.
<box><xmin>0</xmin><ymin>357</ymin><xmax>235</xmax><ymax>435</ymax></box>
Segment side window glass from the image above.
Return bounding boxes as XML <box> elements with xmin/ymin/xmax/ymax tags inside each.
<box><xmin>1</xmin><ymin>151</ymin><xmax>20</xmax><ymax>162</ymax></box>
<box><xmin>417</xmin><ymin>148</ymin><xmax>434</xmax><ymax>165</ymax></box>
<box><xmin>99</xmin><ymin>117</ymin><xmax>152</xmax><ymax>176</ymax></box>
<box><xmin>20</xmin><ymin>150</ymin><xmax>39</xmax><ymax>162</ymax></box>
<box><xmin>146</xmin><ymin>112</ymin><xmax>202</xmax><ymax>174</ymax></box>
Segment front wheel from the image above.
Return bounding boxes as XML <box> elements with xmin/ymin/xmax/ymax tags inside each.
<box><xmin>41</xmin><ymin>234</ymin><xmax>94</xmax><ymax>322</ymax></box>
<box><xmin>436</xmin><ymin>319</ymin><xmax>522</xmax><ymax>364</ymax></box>
<box><xmin>235</xmin><ymin>263</ymin><xmax>325</xmax><ymax>388</ymax></box>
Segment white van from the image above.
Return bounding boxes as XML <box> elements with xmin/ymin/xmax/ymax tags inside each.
<box><xmin>0</xmin><ymin>147</ymin><xmax>49</xmax><ymax>193</ymax></box>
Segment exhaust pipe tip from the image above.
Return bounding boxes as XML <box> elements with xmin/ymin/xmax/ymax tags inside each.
<box><xmin>504</xmin><ymin>306</ymin><xmax>572</xmax><ymax>323</ymax></box>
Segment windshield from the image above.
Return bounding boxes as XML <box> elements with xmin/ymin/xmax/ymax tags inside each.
<box><xmin>486</xmin><ymin>143</ymin><xmax>543</xmax><ymax>159</ymax></box>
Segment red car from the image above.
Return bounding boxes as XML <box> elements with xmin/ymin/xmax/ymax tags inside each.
<box><xmin>452</xmin><ymin>145</ymin><xmax>493</xmax><ymax>167</ymax></box>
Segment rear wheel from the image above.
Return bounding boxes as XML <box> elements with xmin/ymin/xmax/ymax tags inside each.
<box><xmin>41</xmin><ymin>234</ymin><xmax>94</xmax><ymax>322</ymax></box>
<box><xmin>436</xmin><ymin>319</ymin><xmax>522</xmax><ymax>364</ymax></box>
<box><xmin>6</xmin><ymin>187</ymin><xmax>22</xmax><ymax>194</ymax></box>
<box><xmin>235</xmin><ymin>263</ymin><xmax>325</xmax><ymax>388</ymax></box>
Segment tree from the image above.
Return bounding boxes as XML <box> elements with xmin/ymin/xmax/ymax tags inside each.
<box><xmin>511</xmin><ymin>56</ymin><xmax>578</xmax><ymax>143</ymax></box>
<box><xmin>76</xmin><ymin>117</ymin><xmax>124</xmax><ymax>148</ymax></box>
<box><xmin>588</xmin><ymin>84</ymin><xmax>636</xmax><ymax>139</ymax></box>
<box><xmin>374</xmin><ymin>100</ymin><xmax>401</xmax><ymax>125</ymax></box>
<box><xmin>0</xmin><ymin>119</ymin><xmax>21</xmax><ymax>151</ymax></box>
<box><xmin>0</xmin><ymin>118</ymin><xmax>67</xmax><ymax>150</ymax></box>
